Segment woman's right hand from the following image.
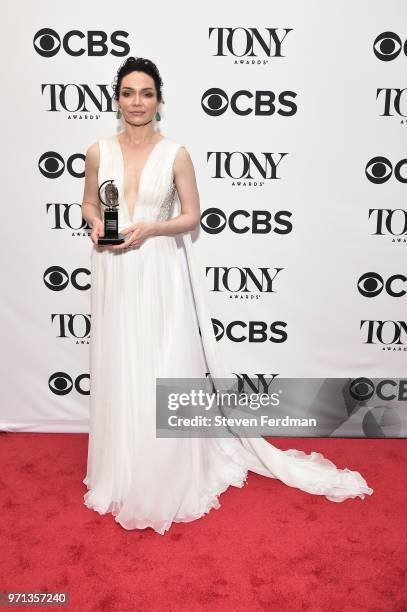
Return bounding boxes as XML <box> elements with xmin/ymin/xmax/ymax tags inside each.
<box><xmin>90</xmin><ymin>217</ymin><xmax>105</xmax><ymax>247</ymax></box>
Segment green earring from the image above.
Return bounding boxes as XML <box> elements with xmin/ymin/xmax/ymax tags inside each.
<box><xmin>116</xmin><ymin>108</ymin><xmax>122</xmax><ymax>119</ymax></box>
<box><xmin>155</xmin><ymin>111</ymin><xmax>161</xmax><ymax>121</ymax></box>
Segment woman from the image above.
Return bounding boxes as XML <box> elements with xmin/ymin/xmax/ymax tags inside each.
<box><xmin>81</xmin><ymin>57</ymin><xmax>373</xmax><ymax>535</ymax></box>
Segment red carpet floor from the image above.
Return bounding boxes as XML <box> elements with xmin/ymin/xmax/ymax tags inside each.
<box><xmin>1</xmin><ymin>432</ymin><xmax>406</xmax><ymax>612</ymax></box>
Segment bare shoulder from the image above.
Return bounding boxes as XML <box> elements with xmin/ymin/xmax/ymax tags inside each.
<box><xmin>173</xmin><ymin>145</ymin><xmax>193</xmax><ymax>174</ymax></box>
<box><xmin>85</xmin><ymin>141</ymin><xmax>100</xmax><ymax>171</ymax></box>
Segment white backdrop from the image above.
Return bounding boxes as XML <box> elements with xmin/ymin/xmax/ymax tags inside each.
<box><xmin>1</xmin><ymin>0</ymin><xmax>406</xmax><ymax>434</ymax></box>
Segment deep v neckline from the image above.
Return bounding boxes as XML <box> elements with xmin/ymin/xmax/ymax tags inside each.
<box><xmin>115</xmin><ymin>134</ymin><xmax>166</xmax><ymax>222</ymax></box>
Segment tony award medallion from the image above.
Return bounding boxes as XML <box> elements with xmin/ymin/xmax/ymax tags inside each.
<box><xmin>97</xmin><ymin>179</ymin><xmax>125</xmax><ymax>245</ymax></box>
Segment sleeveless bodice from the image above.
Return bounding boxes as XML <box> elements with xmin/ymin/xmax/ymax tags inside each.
<box><xmin>97</xmin><ymin>134</ymin><xmax>181</xmax><ymax>231</ymax></box>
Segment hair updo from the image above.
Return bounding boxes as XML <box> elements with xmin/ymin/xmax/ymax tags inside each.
<box><xmin>112</xmin><ymin>56</ymin><xmax>164</xmax><ymax>103</ymax></box>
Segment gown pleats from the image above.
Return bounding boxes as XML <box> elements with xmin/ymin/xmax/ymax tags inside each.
<box><xmin>83</xmin><ymin>134</ymin><xmax>373</xmax><ymax>535</ymax></box>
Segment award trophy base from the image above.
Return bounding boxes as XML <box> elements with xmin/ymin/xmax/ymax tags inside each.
<box><xmin>98</xmin><ymin>209</ymin><xmax>125</xmax><ymax>245</ymax></box>
<box><xmin>98</xmin><ymin>233</ymin><xmax>125</xmax><ymax>245</ymax></box>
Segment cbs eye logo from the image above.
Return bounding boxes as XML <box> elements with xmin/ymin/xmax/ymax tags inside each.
<box><xmin>349</xmin><ymin>377</ymin><xmax>406</xmax><ymax>402</ymax></box>
<box><xmin>201</xmin><ymin>208</ymin><xmax>227</xmax><ymax>233</ymax></box>
<box><xmin>33</xmin><ymin>28</ymin><xmax>129</xmax><ymax>57</ymax></box>
<box><xmin>39</xmin><ymin>151</ymin><xmax>84</xmax><ymax>179</ymax></box>
<box><xmin>49</xmin><ymin>371</ymin><xmax>89</xmax><ymax>395</ymax></box>
<box><xmin>210</xmin><ymin>318</ymin><xmax>288</xmax><ymax>343</ymax></box>
<box><xmin>200</xmin><ymin>207</ymin><xmax>292</xmax><ymax>235</ymax></box>
<box><xmin>365</xmin><ymin>157</ymin><xmax>407</xmax><ymax>184</ymax></box>
<box><xmin>357</xmin><ymin>272</ymin><xmax>407</xmax><ymax>298</ymax></box>
<box><xmin>201</xmin><ymin>87</ymin><xmax>297</xmax><ymax>117</ymax></box>
<box><xmin>349</xmin><ymin>377</ymin><xmax>376</xmax><ymax>401</ymax></box>
<box><xmin>43</xmin><ymin>266</ymin><xmax>90</xmax><ymax>291</ymax></box>
<box><xmin>373</xmin><ymin>31</ymin><xmax>407</xmax><ymax>61</ymax></box>
<box><xmin>348</xmin><ymin>378</ymin><xmax>402</xmax><ymax>438</ymax></box>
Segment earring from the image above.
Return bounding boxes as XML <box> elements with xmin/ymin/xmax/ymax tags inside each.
<box><xmin>116</xmin><ymin>108</ymin><xmax>122</xmax><ymax>119</ymax></box>
<box><xmin>155</xmin><ymin>111</ymin><xmax>161</xmax><ymax>121</ymax></box>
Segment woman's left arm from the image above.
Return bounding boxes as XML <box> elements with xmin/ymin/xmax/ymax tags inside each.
<box><xmin>151</xmin><ymin>145</ymin><xmax>200</xmax><ymax>236</ymax></box>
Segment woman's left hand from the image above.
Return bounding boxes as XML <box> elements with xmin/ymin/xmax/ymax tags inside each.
<box><xmin>108</xmin><ymin>221</ymin><xmax>157</xmax><ymax>251</ymax></box>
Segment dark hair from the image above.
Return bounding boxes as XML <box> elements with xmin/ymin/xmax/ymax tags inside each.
<box><xmin>112</xmin><ymin>56</ymin><xmax>164</xmax><ymax>103</ymax></box>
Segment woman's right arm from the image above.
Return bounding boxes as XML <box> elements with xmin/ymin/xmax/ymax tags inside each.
<box><xmin>81</xmin><ymin>143</ymin><xmax>104</xmax><ymax>244</ymax></box>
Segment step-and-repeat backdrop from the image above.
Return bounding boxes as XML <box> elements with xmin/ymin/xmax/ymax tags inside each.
<box><xmin>2</xmin><ymin>1</ymin><xmax>406</xmax><ymax>436</ymax></box>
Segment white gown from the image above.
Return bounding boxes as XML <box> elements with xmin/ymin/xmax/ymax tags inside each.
<box><xmin>83</xmin><ymin>133</ymin><xmax>373</xmax><ymax>535</ymax></box>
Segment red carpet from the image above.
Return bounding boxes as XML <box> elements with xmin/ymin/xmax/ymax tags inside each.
<box><xmin>1</xmin><ymin>432</ymin><xmax>406</xmax><ymax>611</ymax></box>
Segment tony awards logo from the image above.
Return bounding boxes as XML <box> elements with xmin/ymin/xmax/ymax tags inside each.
<box><xmin>97</xmin><ymin>179</ymin><xmax>124</xmax><ymax>245</ymax></box>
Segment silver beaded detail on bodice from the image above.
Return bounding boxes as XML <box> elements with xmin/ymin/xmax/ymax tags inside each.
<box><xmin>157</xmin><ymin>177</ymin><xmax>177</xmax><ymax>221</ymax></box>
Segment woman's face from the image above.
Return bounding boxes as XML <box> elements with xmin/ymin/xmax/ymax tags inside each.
<box><xmin>118</xmin><ymin>71</ymin><xmax>158</xmax><ymax>124</ymax></box>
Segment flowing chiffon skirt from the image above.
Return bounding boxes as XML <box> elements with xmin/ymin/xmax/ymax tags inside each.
<box><xmin>83</xmin><ymin>231</ymin><xmax>373</xmax><ymax>535</ymax></box>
